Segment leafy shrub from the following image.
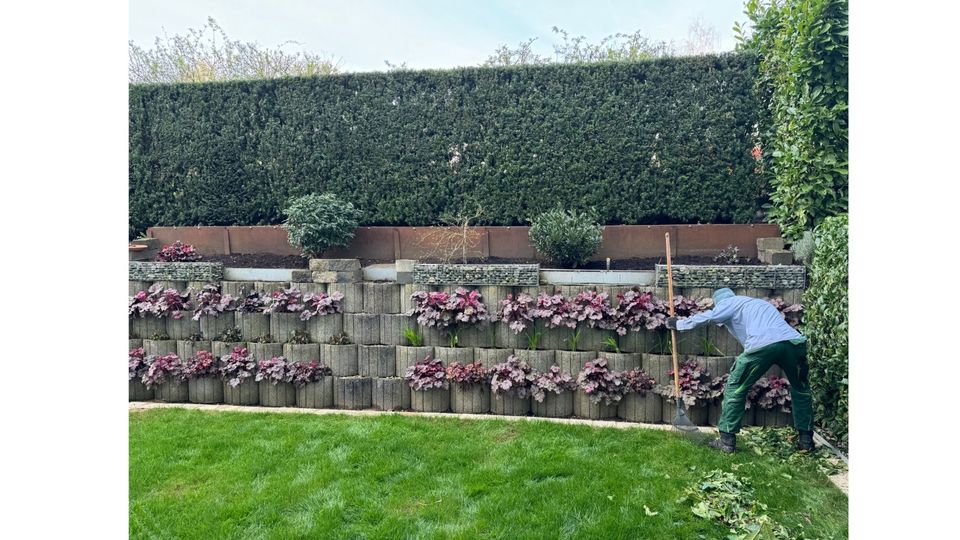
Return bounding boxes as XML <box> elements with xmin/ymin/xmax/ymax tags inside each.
<box><xmin>265</xmin><ymin>288</ymin><xmax>306</xmax><ymax>313</ymax></box>
<box><xmin>155</xmin><ymin>241</ymin><xmax>202</xmax><ymax>262</ymax></box>
<box><xmin>183</xmin><ymin>350</ymin><xmax>219</xmax><ymax>378</ymax></box>
<box><xmin>655</xmin><ymin>359</ymin><xmax>712</xmax><ymax>407</ymax></box>
<box><xmin>530</xmin><ymin>365</ymin><xmax>577</xmax><ymax>403</ymax></box>
<box><xmin>282</xmin><ymin>193</ymin><xmax>361</xmax><ymax>257</ymax></box>
<box><xmin>192</xmin><ymin>284</ymin><xmax>236</xmax><ymax>320</ymax></box>
<box><xmin>404</xmin><ymin>357</ymin><xmax>447</xmax><ymax>391</ymax></box>
<box><xmin>445</xmin><ymin>361</ymin><xmax>488</xmax><ymax>387</ymax></box>
<box><xmin>255</xmin><ymin>357</ymin><xmax>295</xmax><ymax>385</ymax></box>
<box><xmin>141</xmin><ymin>354</ymin><xmax>185</xmax><ymax>388</ymax></box>
<box><xmin>489</xmin><ymin>356</ymin><xmax>535</xmax><ymax>399</ymax></box>
<box><xmin>622</xmin><ymin>369</ymin><xmax>656</xmax><ymax>395</ymax></box>
<box><xmin>528</xmin><ymin>207</ymin><xmax>603</xmax><ymax>268</ymax></box>
<box><xmin>300</xmin><ymin>291</ymin><xmax>344</xmax><ymax>320</ymax></box>
<box><xmin>291</xmin><ymin>361</ymin><xmax>332</xmax><ymax>386</ymax></box>
<box><xmin>217</xmin><ymin>327</ymin><xmax>243</xmax><ymax>342</ymax></box>
<box><xmin>128</xmin><ymin>347</ymin><xmax>150</xmax><ymax>381</ymax></box>
<box><xmin>790</xmin><ymin>230</ymin><xmax>815</xmax><ymax>266</ymax></box>
<box><xmin>219</xmin><ymin>346</ymin><xmax>257</xmax><ymax>387</ymax></box>
<box><xmin>802</xmin><ymin>214</ymin><xmax>848</xmax><ymax>444</ymax></box>
<box><xmin>576</xmin><ymin>358</ymin><xmax>626</xmax><ymax>405</ymax></box>
<box><xmin>495</xmin><ymin>293</ymin><xmax>537</xmax><ymax>334</ymax></box>
<box><xmin>713</xmin><ymin>245</ymin><xmax>741</xmax><ymax>265</ymax></box>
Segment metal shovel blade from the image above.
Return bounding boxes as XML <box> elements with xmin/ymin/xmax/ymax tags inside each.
<box><xmin>672</xmin><ymin>401</ymin><xmax>699</xmax><ymax>433</ymax></box>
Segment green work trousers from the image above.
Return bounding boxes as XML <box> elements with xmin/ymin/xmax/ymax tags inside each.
<box><xmin>718</xmin><ymin>338</ymin><xmax>814</xmax><ymax>434</ymax></box>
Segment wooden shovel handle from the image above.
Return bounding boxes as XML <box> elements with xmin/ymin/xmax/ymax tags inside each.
<box><xmin>665</xmin><ymin>233</ymin><xmax>681</xmax><ymax>399</ymax></box>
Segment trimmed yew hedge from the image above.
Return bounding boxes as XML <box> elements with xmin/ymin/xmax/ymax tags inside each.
<box><xmin>129</xmin><ymin>54</ymin><xmax>762</xmax><ymax>236</ymax></box>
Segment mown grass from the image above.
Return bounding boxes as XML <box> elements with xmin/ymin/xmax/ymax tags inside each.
<box><xmin>129</xmin><ymin>409</ymin><xmax>847</xmax><ymax>539</ymax></box>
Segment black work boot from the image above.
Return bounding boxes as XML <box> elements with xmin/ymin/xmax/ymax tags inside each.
<box><xmin>707</xmin><ymin>432</ymin><xmax>736</xmax><ymax>453</ymax></box>
<box><xmin>797</xmin><ymin>430</ymin><xmax>815</xmax><ymax>451</ymax></box>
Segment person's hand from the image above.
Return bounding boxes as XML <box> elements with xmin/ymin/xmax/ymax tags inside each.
<box><xmin>665</xmin><ymin>317</ymin><xmax>678</xmax><ymax>330</ymax></box>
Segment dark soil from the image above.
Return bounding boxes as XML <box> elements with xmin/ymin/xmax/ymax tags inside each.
<box><xmin>199</xmin><ymin>253</ymin><xmax>760</xmax><ymax>270</ymax></box>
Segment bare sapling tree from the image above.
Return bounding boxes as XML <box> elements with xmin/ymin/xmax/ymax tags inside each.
<box><xmin>416</xmin><ymin>205</ymin><xmax>486</xmax><ymax>264</ymax></box>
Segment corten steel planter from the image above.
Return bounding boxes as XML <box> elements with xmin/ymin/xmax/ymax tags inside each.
<box><xmin>155</xmin><ymin>380</ymin><xmax>189</xmax><ymax>402</ymax></box>
<box><xmin>555</xmin><ymin>351</ymin><xmax>596</xmax><ymax>376</ymax></box>
<box><xmin>306</xmin><ymin>313</ymin><xmax>344</xmax><ymax>345</ymax></box>
<box><xmin>490</xmin><ymin>393</ymin><xmax>531</xmax><ymax>416</ymax></box>
<box><xmin>200</xmin><ymin>312</ymin><xmax>238</xmax><ymax>340</ymax></box>
<box><xmin>188</xmin><ymin>376</ymin><xmax>224</xmax><ymax>404</ymax></box>
<box><xmin>618</xmin><ymin>392</ymin><xmax>662</xmax><ymax>423</ymax></box>
<box><xmin>270</xmin><ymin>312</ymin><xmax>307</xmax><ymax>344</ymax></box>
<box><xmin>410</xmin><ymin>386</ymin><xmax>451</xmax><ymax>413</ymax></box>
<box><xmin>177</xmin><ymin>340</ymin><xmax>211</xmax><ymax>361</ymax></box>
<box><xmin>617</xmin><ymin>330</ymin><xmax>650</xmax><ymax>354</ymax></box>
<box><xmin>379</xmin><ymin>314</ymin><xmax>414</xmax><ymax>346</ymax></box>
<box><xmin>450</xmin><ymin>384</ymin><xmax>490</xmax><ymax>414</ymax></box>
<box><xmin>130</xmin><ymin>316</ymin><xmax>165</xmax><ymax>340</ymax></box>
<box><xmin>373</xmin><ymin>377</ymin><xmax>410</xmax><ymax>411</ymax></box>
<box><xmin>395</xmin><ymin>346</ymin><xmax>434</xmax><ymax>377</ymax></box>
<box><xmin>211</xmin><ymin>341</ymin><xmax>246</xmax><ymax>359</ymax></box>
<box><xmin>296</xmin><ymin>378</ymin><xmax>334</xmax><ymax>409</ymax></box>
<box><xmin>334</xmin><ymin>376</ymin><xmax>373</xmax><ymax>409</ymax></box>
<box><xmin>223</xmin><ymin>378</ymin><xmax>259</xmax><ymax>405</ymax></box>
<box><xmin>513</xmin><ymin>349</ymin><xmax>555</xmax><ymax>372</ymax></box>
<box><xmin>661</xmin><ymin>398</ymin><xmax>709</xmax><ymax>425</ymax></box>
<box><xmin>166</xmin><ymin>316</ymin><xmax>201</xmax><ymax>341</ymax></box>
<box><xmin>236</xmin><ymin>312</ymin><xmax>270</xmax><ymax>342</ymax></box>
<box><xmin>363</xmin><ymin>282</ymin><xmax>401</xmax><ymax>314</ymax></box>
<box><xmin>246</xmin><ymin>342</ymin><xmax>283</xmax><ymax>361</ymax></box>
<box><xmin>600</xmin><ymin>352</ymin><xmax>642</xmax><ymax>372</ymax></box>
<box><xmin>327</xmin><ymin>283</ymin><xmax>363</xmax><ymax>313</ymax></box>
<box><xmin>143</xmin><ymin>339</ymin><xmax>177</xmax><ymax>357</ymax></box>
<box><xmin>754</xmin><ymin>409</ymin><xmax>793</xmax><ymax>427</ymax></box>
<box><xmin>458</xmin><ymin>321</ymin><xmax>495</xmax><ymax>348</ymax></box>
<box><xmin>433</xmin><ymin>347</ymin><xmax>473</xmax><ymax>366</ymax></box>
<box><xmin>129</xmin><ymin>339</ymin><xmax>143</xmax><ymax>350</ymax></box>
<box><xmin>283</xmin><ymin>343</ymin><xmax>321</xmax><ymax>364</ymax></box>
<box><xmin>473</xmin><ymin>347</ymin><xmax>514</xmax><ymax>367</ymax></box>
<box><xmin>573</xmin><ymin>390</ymin><xmax>618</xmax><ymax>420</ymax></box>
<box><xmin>321</xmin><ymin>344</ymin><xmax>359</xmax><ymax>376</ymax></box>
<box><xmin>358</xmin><ymin>345</ymin><xmax>396</xmax><ymax>377</ymax></box>
<box><xmin>531</xmin><ymin>391</ymin><xmax>574</xmax><ymax>418</ymax></box>
<box><xmin>129</xmin><ymin>379</ymin><xmax>153</xmax><ymax>401</ymax></box>
<box><xmin>259</xmin><ymin>381</ymin><xmax>297</xmax><ymax>407</ymax></box>
<box><xmin>343</xmin><ymin>314</ymin><xmax>381</xmax><ymax>345</ymax></box>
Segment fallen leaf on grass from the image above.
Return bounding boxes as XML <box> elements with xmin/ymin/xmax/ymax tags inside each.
<box><xmin>644</xmin><ymin>505</ymin><xmax>659</xmax><ymax>516</ymax></box>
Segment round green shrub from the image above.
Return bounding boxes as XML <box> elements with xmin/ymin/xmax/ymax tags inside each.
<box><xmin>528</xmin><ymin>207</ymin><xmax>603</xmax><ymax>268</ymax></box>
<box><xmin>283</xmin><ymin>193</ymin><xmax>361</xmax><ymax>257</ymax></box>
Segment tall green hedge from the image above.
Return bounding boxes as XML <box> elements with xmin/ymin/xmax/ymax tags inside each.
<box><xmin>802</xmin><ymin>214</ymin><xmax>848</xmax><ymax>445</ymax></box>
<box><xmin>129</xmin><ymin>54</ymin><xmax>764</xmax><ymax>236</ymax></box>
<box><xmin>740</xmin><ymin>0</ymin><xmax>849</xmax><ymax>239</ymax></box>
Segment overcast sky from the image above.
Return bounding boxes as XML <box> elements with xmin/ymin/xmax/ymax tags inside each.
<box><xmin>129</xmin><ymin>0</ymin><xmax>747</xmax><ymax>72</ymax></box>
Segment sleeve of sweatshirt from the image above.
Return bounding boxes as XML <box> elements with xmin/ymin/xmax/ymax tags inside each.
<box><xmin>676</xmin><ymin>301</ymin><xmax>736</xmax><ymax>331</ymax></box>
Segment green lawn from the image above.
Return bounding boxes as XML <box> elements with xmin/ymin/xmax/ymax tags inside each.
<box><xmin>129</xmin><ymin>409</ymin><xmax>847</xmax><ymax>539</ymax></box>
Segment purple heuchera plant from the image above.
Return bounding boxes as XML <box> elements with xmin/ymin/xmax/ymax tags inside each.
<box><xmin>183</xmin><ymin>350</ymin><xmax>219</xmax><ymax>378</ymax></box>
<box><xmin>767</xmin><ymin>297</ymin><xmax>803</xmax><ymax>328</ymax></box>
<box><xmin>141</xmin><ymin>354</ymin><xmax>185</xmax><ymax>388</ymax></box>
<box><xmin>408</xmin><ymin>288</ymin><xmax>488</xmax><ymax>328</ymax></box>
<box><xmin>576</xmin><ymin>358</ymin><xmax>627</xmax><ymax>405</ymax></box>
<box><xmin>237</xmin><ymin>291</ymin><xmax>268</xmax><ymax>313</ymax></box>
<box><xmin>568</xmin><ymin>290</ymin><xmax>616</xmax><ymax>329</ymax></box>
<box><xmin>192</xmin><ymin>284</ymin><xmax>237</xmax><ymax>320</ymax></box>
<box><xmin>496</xmin><ymin>293</ymin><xmax>537</xmax><ymax>334</ymax></box>
<box><xmin>622</xmin><ymin>369</ymin><xmax>656</xmax><ymax>395</ymax></box>
<box><xmin>405</xmin><ymin>357</ymin><xmax>447</xmax><ymax>391</ymax></box>
<box><xmin>749</xmin><ymin>375</ymin><xmax>793</xmax><ymax>412</ymax></box>
<box><xmin>291</xmin><ymin>360</ymin><xmax>332</xmax><ymax>387</ymax></box>
<box><xmin>300</xmin><ymin>291</ymin><xmax>345</xmax><ymax>321</ymax></box>
<box><xmin>129</xmin><ymin>283</ymin><xmax>192</xmax><ymax>319</ymax></box>
<box><xmin>266</xmin><ymin>288</ymin><xmax>306</xmax><ymax>314</ymax></box>
<box><xmin>671</xmin><ymin>295</ymin><xmax>714</xmax><ymax>318</ymax></box>
<box><xmin>155</xmin><ymin>240</ymin><xmax>201</xmax><ymax>262</ymax></box>
<box><xmin>530</xmin><ymin>365</ymin><xmax>577</xmax><ymax>403</ymax></box>
<box><xmin>445</xmin><ymin>361</ymin><xmax>488</xmax><ymax>387</ymax></box>
<box><xmin>128</xmin><ymin>347</ymin><xmax>150</xmax><ymax>381</ymax></box>
<box><xmin>255</xmin><ymin>356</ymin><xmax>296</xmax><ymax>385</ymax></box>
<box><xmin>611</xmin><ymin>289</ymin><xmax>662</xmax><ymax>334</ymax></box>
<box><xmin>219</xmin><ymin>346</ymin><xmax>257</xmax><ymax>387</ymax></box>
<box><xmin>530</xmin><ymin>293</ymin><xmax>577</xmax><ymax>329</ymax></box>
<box><xmin>489</xmin><ymin>355</ymin><xmax>535</xmax><ymax>399</ymax></box>
<box><xmin>655</xmin><ymin>360</ymin><xmax>713</xmax><ymax>407</ymax></box>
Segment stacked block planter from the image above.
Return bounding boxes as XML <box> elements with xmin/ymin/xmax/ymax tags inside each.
<box><xmin>494</xmin><ymin>325</ymin><xmax>526</xmax><ymax>349</ymax></box>
<box><xmin>259</xmin><ymin>381</ymin><xmax>296</xmax><ymax>407</ymax></box>
<box><xmin>399</xmin><ymin>284</ymin><xmax>417</xmax><ymax>313</ymax></box>
<box><xmin>306</xmin><ymin>314</ymin><xmax>343</xmax><ymax>344</ymax></box>
<box><xmin>343</xmin><ymin>314</ymin><xmax>380</xmax><ymax>345</ymax></box>
<box><xmin>578</xmin><ymin>327</ymin><xmax>616</xmax><ymax>353</ymax></box>
<box><xmin>129</xmin><ymin>280</ymin><xmax>149</xmax><ymax>296</ymax></box>
<box><xmin>211</xmin><ymin>341</ymin><xmax>246</xmax><ymax>358</ymax></box>
<box><xmin>363</xmin><ymin>282</ymin><xmax>401</xmax><ymax>314</ymax></box>
<box><xmin>199</xmin><ymin>313</ymin><xmax>237</xmax><ymax>340</ymax></box>
<box><xmin>410</xmin><ymin>387</ymin><xmax>451</xmax><ymax>412</ymax></box>
<box><xmin>177</xmin><ymin>340</ymin><xmax>211</xmax><ymax>361</ymax></box>
<box><xmin>283</xmin><ymin>343</ymin><xmax>321</xmax><ymax>364</ymax></box>
<box><xmin>618</xmin><ymin>392</ymin><xmax>662</xmax><ymax>423</ymax></box>
<box><xmin>490</xmin><ymin>393</ymin><xmax>531</xmax><ymax>416</ymax></box>
<box><xmin>188</xmin><ymin>376</ymin><xmax>224</xmax><ymax>404</ymax></box>
<box><xmin>531</xmin><ymin>392</ymin><xmax>574</xmax><ymax>418</ymax></box>
<box><xmin>661</xmin><ymin>400</ymin><xmax>709</xmax><ymax>425</ymax></box>
<box><xmin>420</xmin><ymin>324</ymin><xmax>448</xmax><ymax>347</ymax></box>
<box><xmin>709</xmin><ymin>326</ymin><xmax>742</xmax><ymax>356</ymax></box>
<box><xmin>130</xmin><ymin>316</ymin><xmax>165</xmax><ymax>340</ymax></box>
<box><xmin>676</xmin><ymin>325</ymin><xmax>709</xmax><ymax>355</ymax></box>
<box><xmin>321</xmin><ymin>344</ymin><xmax>359</xmax><ymax>376</ymax></box>
<box><xmin>433</xmin><ymin>347</ymin><xmax>473</xmax><ymax>365</ymax></box>
<box><xmin>166</xmin><ymin>316</ymin><xmax>201</xmax><ymax>340</ymax></box>
<box><xmin>270</xmin><ymin>313</ymin><xmax>306</xmax><ymax>344</ymax></box>
<box><xmin>643</xmin><ymin>354</ymin><xmax>675</xmax><ymax>389</ymax></box>
<box><xmin>573</xmin><ymin>391</ymin><xmax>618</xmax><ymax>420</ymax></box>
<box><xmin>143</xmin><ymin>339</ymin><xmax>176</xmax><ymax>357</ymax></box>
<box><xmin>707</xmin><ymin>401</ymin><xmax>758</xmax><ymax>427</ymax></box>
<box><xmin>296</xmin><ymin>378</ymin><xmax>334</xmax><ymax>409</ymax></box>
<box><xmin>152</xmin><ymin>280</ymin><xmax>186</xmax><ymax>291</ymax></box>
<box><xmin>458</xmin><ymin>321</ymin><xmax>495</xmax><ymax>348</ymax></box>
<box><xmin>379</xmin><ymin>314</ymin><xmax>413</xmax><ymax>346</ymax></box>
<box><xmin>236</xmin><ymin>312</ymin><xmax>270</xmax><ymax>342</ymax></box>
<box><xmin>535</xmin><ymin>321</ymin><xmax>567</xmax><ymax>351</ymax></box>
<box><xmin>155</xmin><ymin>380</ymin><xmax>188</xmax><ymax>402</ymax></box>
<box><xmin>129</xmin><ymin>339</ymin><xmax>143</xmax><ymax>350</ymax></box>
<box><xmin>223</xmin><ymin>379</ymin><xmax>259</xmax><ymax>405</ymax></box>
<box><xmin>220</xmin><ymin>281</ymin><xmax>254</xmax><ymax>297</ymax></box>
<box><xmin>129</xmin><ymin>379</ymin><xmax>153</xmax><ymax>401</ymax></box>
<box><xmin>450</xmin><ymin>384</ymin><xmax>490</xmax><ymax>414</ymax></box>
<box><xmin>600</xmin><ymin>352</ymin><xmax>642</xmax><ymax>372</ymax></box>
<box><xmin>358</xmin><ymin>345</ymin><xmax>396</xmax><ymax>377</ymax></box>
<box><xmin>478</xmin><ymin>285</ymin><xmax>513</xmax><ymax>312</ymax></box>
<box><xmin>328</xmin><ymin>283</ymin><xmax>363</xmax><ymax>313</ymax></box>
<box><xmin>618</xmin><ymin>330</ymin><xmax>650</xmax><ymax>354</ymax></box>
<box><xmin>295</xmin><ymin>283</ymin><xmax>327</xmax><ymax>295</ymax></box>
<box><xmin>334</xmin><ymin>376</ymin><xmax>373</xmax><ymax>409</ymax></box>
<box><xmin>395</xmin><ymin>346</ymin><xmax>433</xmax><ymax>377</ymax></box>
<box><xmin>514</xmin><ymin>349</ymin><xmax>555</xmax><ymax>372</ymax></box>
<box><xmin>473</xmin><ymin>347</ymin><xmax>514</xmax><ymax>367</ymax></box>
<box><xmin>556</xmin><ymin>351</ymin><xmax>595</xmax><ymax>376</ymax></box>
<box><xmin>755</xmin><ymin>409</ymin><xmax>793</xmax><ymax>427</ymax></box>
<box><xmin>373</xmin><ymin>377</ymin><xmax>410</xmax><ymax>411</ymax></box>
<box><xmin>247</xmin><ymin>342</ymin><xmax>283</xmax><ymax>361</ymax></box>
<box><xmin>254</xmin><ymin>281</ymin><xmax>289</xmax><ymax>295</ymax></box>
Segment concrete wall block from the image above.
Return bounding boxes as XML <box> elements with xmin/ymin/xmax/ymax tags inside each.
<box><xmin>155</xmin><ymin>381</ymin><xmax>189</xmax><ymax>402</ymax></box>
<box><xmin>617</xmin><ymin>331</ymin><xmax>649</xmax><ymax>354</ymax></box>
<box><xmin>379</xmin><ymin>314</ymin><xmax>415</xmax><ymax>346</ymax></box>
<box><xmin>433</xmin><ymin>347</ymin><xmax>473</xmax><ymax>365</ymax></box>
<box><xmin>321</xmin><ymin>344</ymin><xmax>359</xmax><ymax>376</ymax></box>
<box><xmin>334</xmin><ymin>376</ymin><xmax>373</xmax><ymax>409</ymax></box>
<box><xmin>199</xmin><ymin>312</ymin><xmax>238</xmax><ymax>340</ymax></box>
<box><xmin>538</xmin><ymin>323</ymin><xmax>571</xmax><ymax>351</ymax></box>
<box><xmin>754</xmin><ymin>409</ymin><xmax>793</xmax><ymax>427</ymax></box>
<box><xmin>223</xmin><ymin>378</ymin><xmax>259</xmax><ymax>405</ymax></box>
<box><xmin>129</xmin><ymin>339</ymin><xmax>144</xmax><ymax>351</ymax></box>
<box><xmin>600</xmin><ymin>352</ymin><xmax>642</xmax><ymax>372</ymax></box>
<box><xmin>309</xmin><ymin>259</ymin><xmax>361</xmax><ymax>272</ymax></box>
<box><xmin>166</xmin><ymin>317</ymin><xmax>201</xmax><ymax>341</ymax></box>
<box><xmin>129</xmin><ymin>380</ymin><xmax>153</xmax><ymax>401</ymax></box>
<box><xmin>328</xmin><ymin>283</ymin><xmax>364</xmax><ymax>313</ymax></box>
<box><xmin>129</xmin><ymin>281</ymin><xmax>150</xmax><ymax>296</ymax></box>
<box><xmin>574</xmin><ymin>390</ymin><xmax>618</xmax><ymax>419</ymax></box>
<box><xmin>373</xmin><ymin>377</ymin><xmax>410</xmax><ymax>410</ymax></box>
<box><xmin>343</xmin><ymin>313</ymin><xmax>381</xmax><ymax>345</ymax></box>
<box><xmin>661</xmin><ymin>398</ymin><xmax>709</xmax><ymax>425</ymax></box>
<box><xmin>421</xmin><ymin>324</ymin><xmax>449</xmax><ymax>347</ymax></box>
<box><xmin>555</xmin><ymin>351</ymin><xmax>596</xmax><ymax>376</ymax></box>
<box><xmin>259</xmin><ymin>381</ymin><xmax>297</xmax><ymax>407</ymax></box>
<box><xmin>473</xmin><ymin>348</ymin><xmax>515</xmax><ymax>367</ymax></box>
<box><xmin>254</xmin><ymin>281</ymin><xmax>291</xmax><ymax>294</ymax></box>
<box><xmin>130</xmin><ymin>317</ymin><xmax>166</xmax><ymax>340</ymax></box>
<box><xmin>363</xmin><ymin>282</ymin><xmax>401</xmax><ymax>314</ymax></box>
<box><xmin>757</xmin><ymin>237</ymin><xmax>785</xmax><ymax>251</ymax></box>
<box><xmin>708</xmin><ymin>326</ymin><xmax>742</xmax><ymax>356</ymax></box>
<box><xmin>312</xmin><ymin>270</ymin><xmax>362</xmax><ymax>283</ymax></box>
<box><xmin>618</xmin><ymin>392</ymin><xmax>662</xmax><ymax>423</ymax></box>
<box><xmin>283</xmin><ymin>343</ymin><xmax>321</xmax><ymax>364</ymax></box>
<box><xmin>290</xmin><ymin>270</ymin><xmax>313</xmax><ymax>283</ymax></box>
<box><xmin>246</xmin><ymin>342</ymin><xmax>283</xmax><ymax>361</ymax></box>
<box><xmin>578</xmin><ymin>327</ymin><xmax>616</xmax><ymax>352</ymax></box>
<box><xmin>152</xmin><ymin>280</ymin><xmax>187</xmax><ymax>292</ymax></box>
<box><xmin>143</xmin><ymin>339</ymin><xmax>177</xmax><ymax>357</ymax></box>
<box><xmin>490</xmin><ymin>393</ymin><xmax>531</xmax><ymax>415</ymax></box>
<box><xmin>296</xmin><ymin>378</ymin><xmax>334</xmax><ymax>408</ymax></box>
<box><xmin>188</xmin><ymin>376</ymin><xmax>224</xmax><ymax>404</ymax></box>
<box><xmin>270</xmin><ymin>312</ymin><xmax>307</xmax><ymax>343</ymax></box>
<box><xmin>410</xmin><ymin>387</ymin><xmax>451</xmax><ymax>412</ymax></box>
<box><xmin>396</xmin><ymin>346</ymin><xmax>434</xmax><ymax>376</ymax></box>
<box><xmin>306</xmin><ymin>314</ymin><xmax>344</xmax><ymax>344</ymax></box>
<box><xmin>221</xmin><ymin>281</ymin><xmax>255</xmax><ymax>298</ymax></box>
<box><xmin>450</xmin><ymin>384</ymin><xmax>490</xmax><ymax>414</ymax></box>
<box><xmin>295</xmin><ymin>282</ymin><xmax>328</xmax><ymax>295</ymax></box>
<box><xmin>236</xmin><ymin>312</ymin><xmax>271</xmax><ymax>342</ymax></box>
<box><xmin>458</xmin><ymin>321</ymin><xmax>495</xmax><ymax>348</ymax></box>
<box><xmin>531</xmin><ymin>391</ymin><xmax>574</xmax><ymax>418</ymax></box>
<box><xmin>211</xmin><ymin>341</ymin><xmax>246</xmax><ymax>359</ymax></box>
<box><xmin>399</xmin><ymin>284</ymin><xmax>417</xmax><ymax>313</ymax></box>
<box><xmin>514</xmin><ymin>349</ymin><xmax>555</xmax><ymax>372</ymax></box>
<box><xmin>495</xmin><ymin>324</ymin><xmax>526</xmax><ymax>349</ymax></box>
<box><xmin>358</xmin><ymin>345</ymin><xmax>396</xmax><ymax>377</ymax></box>
<box><xmin>479</xmin><ymin>286</ymin><xmax>514</xmax><ymax>314</ymax></box>
<box><xmin>642</xmin><ymin>354</ymin><xmax>674</xmax><ymax>388</ymax></box>
<box><xmin>177</xmin><ymin>340</ymin><xmax>211</xmax><ymax>360</ymax></box>
<box><xmin>772</xmin><ymin>288</ymin><xmax>804</xmax><ymax>304</ymax></box>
